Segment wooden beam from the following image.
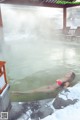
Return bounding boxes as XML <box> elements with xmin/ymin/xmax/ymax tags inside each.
<box><xmin>64</xmin><ymin>4</ymin><xmax>80</xmax><ymax>8</ymax></box>
<box><xmin>2</xmin><ymin>0</ymin><xmax>80</xmax><ymax>8</ymax></box>
<box><xmin>2</xmin><ymin>0</ymin><xmax>63</xmax><ymax>8</ymax></box>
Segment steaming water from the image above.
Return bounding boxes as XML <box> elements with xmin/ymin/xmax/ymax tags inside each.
<box><xmin>0</xmin><ymin>5</ymin><xmax>80</xmax><ymax>94</ymax></box>
<box><xmin>1</xmin><ymin>34</ymin><xmax>80</xmax><ymax>92</ymax></box>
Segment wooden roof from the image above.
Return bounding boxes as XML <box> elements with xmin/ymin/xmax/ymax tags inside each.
<box><xmin>1</xmin><ymin>0</ymin><xmax>80</xmax><ymax>8</ymax></box>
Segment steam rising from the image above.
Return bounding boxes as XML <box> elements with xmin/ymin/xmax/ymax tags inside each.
<box><xmin>1</xmin><ymin>5</ymin><xmax>63</xmax><ymax>41</ymax></box>
<box><xmin>0</xmin><ymin>5</ymin><xmax>63</xmax><ymax>80</ymax></box>
<box><xmin>0</xmin><ymin>4</ymin><xmax>80</xmax><ymax>82</ymax></box>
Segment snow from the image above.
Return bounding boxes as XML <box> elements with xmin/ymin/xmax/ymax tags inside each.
<box><xmin>42</xmin><ymin>83</ymin><xmax>80</xmax><ymax>120</ymax></box>
<box><xmin>44</xmin><ymin>102</ymin><xmax>80</xmax><ymax>120</ymax></box>
<box><xmin>59</xmin><ymin>83</ymin><xmax>80</xmax><ymax>100</ymax></box>
<box><xmin>0</xmin><ymin>75</ymin><xmax>6</xmax><ymax>89</ymax></box>
<box><xmin>15</xmin><ymin>83</ymin><xmax>80</xmax><ymax>120</ymax></box>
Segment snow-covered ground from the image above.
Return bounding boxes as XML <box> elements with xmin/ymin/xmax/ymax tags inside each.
<box><xmin>42</xmin><ymin>83</ymin><xmax>80</xmax><ymax>120</ymax></box>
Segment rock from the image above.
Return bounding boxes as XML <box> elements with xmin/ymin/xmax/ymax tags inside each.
<box><xmin>38</xmin><ymin>106</ymin><xmax>53</xmax><ymax>119</ymax></box>
<box><xmin>8</xmin><ymin>99</ymin><xmax>54</xmax><ymax>120</ymax></box>
<box><xmin>31</xmin><ymin>111</ymin><xmax>39</xmax><ymax>120</ymax></box>
<box><xmin>8</xmin><ymin>102</ymin><xmax>24</xmax><ymax>120</ymax></box>
<box><xmin>53</xmin><ymin>96</ymin><xmax>78</xmax><ymax>109</ymax></box>
<box><xmin>31</xmin><ymin>106</ymin><xmax>53</xmax><ymax>119</ymax></box>
<box><xmin>22</xmin><ymin>101</ymin><xmax>40</xmax><ymax>112</ymax></box>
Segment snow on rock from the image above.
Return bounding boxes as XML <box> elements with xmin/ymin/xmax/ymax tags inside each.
<box><xmin>42</xmin><ymin>83</ymin><xmax>80</xmax><ymax>120</ymax></box>
<box><xmin>52</xmin><ymin>83</ymin><xmax>80</xmax><ymax>109</ymax></box>
<box><xmin>59</xmin><ymin>83</ymin><xmax>80</xmax><ymax>100</ymax></box>
<box><xmin>42</xmin><ymin>101</ymin><xmax>80</xmax><ymax>120</ymax></box>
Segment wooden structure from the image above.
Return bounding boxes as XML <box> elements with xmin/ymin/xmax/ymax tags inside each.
<box><xmin>0</xmin><ymin>61</ymin><xmax>11</xmax><ymax>112</ymax></box>
<box><xmin>0</xmin><ymin>0</ymin><xmax>80</xmax><ymax>31</ymax></box>
<box><xmin>0</xmin><ymin>7</ymin><xmax>4</xmax><ymax>50</ymax></box>
<box><xmin>0</xmin><ymin>61</ymin><xmax>7</xmax><ymax>94</ymax></box>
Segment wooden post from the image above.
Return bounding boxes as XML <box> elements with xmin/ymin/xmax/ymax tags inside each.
<box><xmin>0</xmin><ymin>7</ymin><xmax>3</xmax><ymax>27</ymax></box>
<box><xmin>0</xmin><ymin>6</ymin><xmax>4</xmax><ymax>50</ymax></box>
<box><xmin>63</xmin><ymin>7</ymin><xmax>67</xmax><ymax>32</ymax></box>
